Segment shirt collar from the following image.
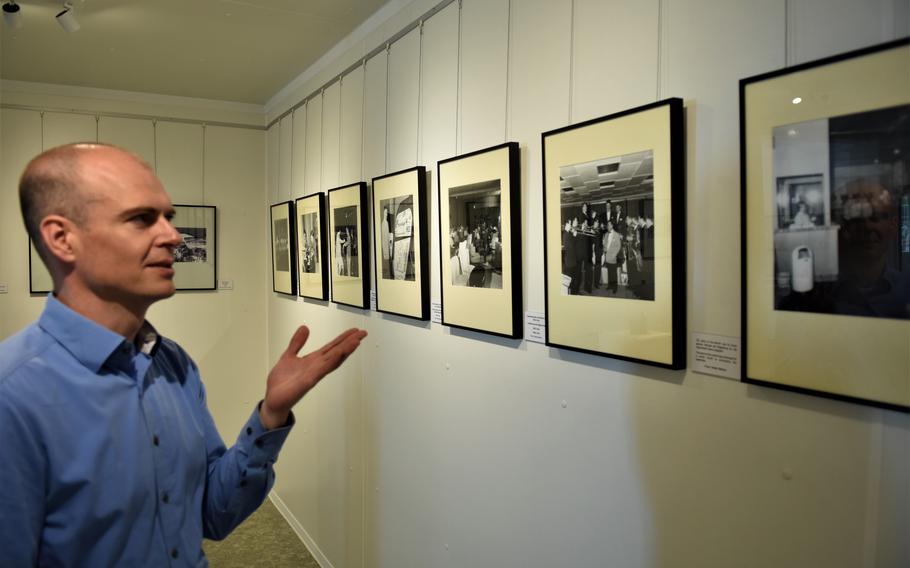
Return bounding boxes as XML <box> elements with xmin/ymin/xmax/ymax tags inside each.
<box><xmin>37</xmin><ymin>295</ymin><xmax>160</xmax><ymax>372</ymax></box>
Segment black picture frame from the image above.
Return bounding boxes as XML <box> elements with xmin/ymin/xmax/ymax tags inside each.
<box><xmin>270</xmin><ymin>200</ymin><xmax>297</xmax><ymax>295</ymax></box>
<box><xmin>328</xmin><ymin>182</ymin><xmax>370</xmax><ymax>309</ymax></box>
<box><xmin>542</xmin><ymin>98</ymin><xmax>686</xmax><ymax>369</ymax></box>
<box><xmin>437</xmin><ymin>141</ymin><xmax>522</xmax><ymax>338</ymax></box>
<box><xmin>371</xmin><ymin>166</ymin><xmax>430</xmax><ymax>320</ymax></box>
<box><xmin>294</xmin><ymin>193</ymin><xmax>329</xmax><ymax>301</ymax></box>
<box><xmin>172</xmin><ymin>204</ymin><xmax>217</xmax><ymax>291</ymax></box>
<box><xmin>740</xmin><ymin>38</ymin><xmax>910</xmax><ymax>412</ymax></box>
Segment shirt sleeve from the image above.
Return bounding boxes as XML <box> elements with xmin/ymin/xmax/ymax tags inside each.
<box><xmin>0</xmin><ymin>381</ymin><xmax>45</xmax><ymax>566</ymax></box>
<box><xmin>196</xmin><ymin>381</ymin><xmax>294</xmax><ymax>541</ymax></box>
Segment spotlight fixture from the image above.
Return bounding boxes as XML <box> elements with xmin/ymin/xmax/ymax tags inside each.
<box><xmin>2</xmin><ymin>1</ymin><xmax>22</xmax><ymax>29</ymax></box>
<box><xmin>56</xmin><ymin>1</ymin><xmax>79</xmax><ymax>32</ymax></box>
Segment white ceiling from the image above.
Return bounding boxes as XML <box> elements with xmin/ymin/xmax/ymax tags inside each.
<box><xmin>0</xmin><ymin>0</ymin><xmax>388</xmax><ymax>105</ymax></box>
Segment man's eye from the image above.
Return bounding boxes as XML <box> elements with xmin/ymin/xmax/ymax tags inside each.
<box><xmin>131</xmin><ymin>213</ymin><xmax>155</xmax><ymax>226</ymax></box>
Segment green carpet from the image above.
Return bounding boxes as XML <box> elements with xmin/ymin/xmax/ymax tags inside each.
<box><xmin>203</xmin><ymin>498</ymin><xmax>319</xmax><ymax>567</ymax></box>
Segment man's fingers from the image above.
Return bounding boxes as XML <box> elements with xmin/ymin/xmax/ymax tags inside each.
<box><xmin>285</xmin><ymin>326</ymin><xmax>311</xmax><ymax>357</ymax></box>
<box><xmin>317</xmin><ymin>328</ymin><xmax>365</xmax><ymax>356</ymax></box>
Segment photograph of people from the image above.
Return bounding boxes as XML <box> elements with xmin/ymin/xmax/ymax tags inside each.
<box><xmin>333</xmin><ymin>206</ymin><xmax>359</xmax><ymax>277</ymax></box>
<box><xmin>558</xmin><ymin>150</ymin><xmax>656</xmax><ymax>300</ymax></box>
<box><xmin>273</xmin><ymin>217</ymin><xmax>290</xmax><ymax>272</ymax></box>
<box><xmin>772</xmin><ymin>105</ymin><xmax>910</xmax><ymax>320</ymax></box>
<box><xmin>299</xmin><ymin>213</ymin><xmax>319</xmax><ymax>274</ymax></box>
<box><xmin>380</xmin><ymin>195</ymin><xmax>415</xmax><ymax>281</ymax></box>
<box><xmin>448</xmin><ymin>179</ymin><xmax>503</xmax><ymax>289</ymax></box>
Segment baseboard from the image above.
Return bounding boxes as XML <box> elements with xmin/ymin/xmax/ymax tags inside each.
<box><xmin>268</xmin><ymin>491</ymin><xmax>335</xmax><ymax>568</ymax></box>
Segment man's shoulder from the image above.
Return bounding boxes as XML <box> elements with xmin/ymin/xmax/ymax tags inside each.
<box><xmin>0</xmin><ymin>323</ymin><xmax>55</xmax><ymax>388</ymax></box>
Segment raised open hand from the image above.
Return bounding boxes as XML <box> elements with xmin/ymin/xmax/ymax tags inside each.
<box><xmin>260</xmin><ymin>325</ymin><xmax>367</xmax><ymax>430</ymax></box>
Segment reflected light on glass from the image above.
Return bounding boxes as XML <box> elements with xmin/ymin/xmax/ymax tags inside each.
<box><xmin>792</xmin><ymin>97</ymin><xmax>802</xmax><ymax>104</ymax></box>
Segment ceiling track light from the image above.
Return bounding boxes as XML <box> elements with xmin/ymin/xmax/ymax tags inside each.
<box><xmin>2</xmin><ymin>1</ymin><xmax>23</xmax><ymax>29</ymax></box>
<box><xmin>56</xmin><ymin>1</ymin><xmax>79</xmax><ymax>32</ymax></box>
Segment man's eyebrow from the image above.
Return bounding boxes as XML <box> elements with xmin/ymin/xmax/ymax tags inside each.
<box><xmin>118</xmin><ymin>206</ymin><xmax>172</xmax><ymax>219</ymax></box>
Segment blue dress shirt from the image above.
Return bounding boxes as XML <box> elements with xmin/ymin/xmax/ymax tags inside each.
<box><xmin>0</xmin><ymin>296</ymin><xmax>293</xmax><ymax>567</ymax></box>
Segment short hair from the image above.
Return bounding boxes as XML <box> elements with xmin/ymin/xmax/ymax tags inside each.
<box><xmin>19</xmin><ymin>142</ymin><xmax>151</xmax><ymax>263</ymax></box>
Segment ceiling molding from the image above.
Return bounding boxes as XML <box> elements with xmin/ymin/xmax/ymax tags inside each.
<box><xmin>1</xmin><ymin>79</ymin><xmax>266</xmax><ymax>116</ymax></box>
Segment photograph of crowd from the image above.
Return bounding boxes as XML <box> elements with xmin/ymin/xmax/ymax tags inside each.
<box><xmin>334</xmin><ymin>205</ymin><xmax>359</xmax><ymax>277</ymax></box>
<box><xmin>448</xmin><ymin>179</ymin><xmax>503</xmax><ymax>289</ymax></box>
<box><xmin>559</xmin><ymin>150</ymin><xmax>655</xmax><ymax>300</ymax></box>
<box><xmin>380</xmin><ymin>195</ymin><xmax>415</xmax><ymax>281</ymax></box>
<box><xmin>771</xmin><ymin>104</ymin><xmax>910</xmax><ymax>320</ymax></box>
<box><xmin>273</xmin><ymin>218</ymin><xmax>290</xmax><ymax>272</ymax></box>
<box><xmin>299</xmin><ymin>212</ymin><xmax>320</xmax><ymax>274</ymax></box>
<box><xmin>174</xmin><ymin>227</ymin><xmax>207</xmax><ymax>263</ymax></box>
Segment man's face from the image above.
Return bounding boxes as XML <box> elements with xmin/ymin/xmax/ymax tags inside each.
<box><xmin>68</xmin><ymin>148</ymin><xmax>181</xmax><ymax>311</ymax></box>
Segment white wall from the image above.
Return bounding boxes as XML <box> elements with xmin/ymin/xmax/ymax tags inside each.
<box><xmin>0</xmin><ymin>86</ymin><xmax>269</xmax><ymax>437</ymax></box>
<box><xmin>264</xmin><ymin>1</ymin><xmax>910</xmax><ymax>568</ymax></box>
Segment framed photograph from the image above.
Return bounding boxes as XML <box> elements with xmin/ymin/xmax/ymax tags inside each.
<box><xmin>29</xmin><ymin>238</ymin><xmax>52</xmax><ymax>294</ymax></box>
<box><xmin>437</xmin><ymin>142</ymin><xmax>522</xmax><ymax>338</ymax></box>
<box><xmin>542</xmin><ymin>98</ymin><xmax>686</xmax><ymax>369</ymax></box>
<box><xmin>372</xmin><ymin>166</ymin><xmax>429</xmax><ymax>320</ymax></box>
<box><xmin>172</xmin><ymin>204</ymin><xmax>216</xmax><ymax>290</ymax></box>
<box><xmin>270</xmin><ymin>201</ymin><xmax>296</xmax><ymax>295</ymax></box>
<box><xmin>328</xmin><ymin>182</ymin><xmax>370</xmax><ymax>309</ymax></box>
<box><xmin>741</xmin><ymin>38</ymin><xmax>909</xmax><ymax>412</ymax></box>
<box><xmin>295</xmin><ymin>193</ymin><xmax>329</xmax><ymax>300</ymax></box>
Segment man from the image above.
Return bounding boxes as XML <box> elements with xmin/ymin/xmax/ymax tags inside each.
<box><xmin>0</xmin><ymin>143</ymin><xmax>367</xmax><ymax>566</ymax></box>
<box><xmin>603</xmin><ymin>220</ymin><xmax>623</xmax><ymax>294</ymax></box>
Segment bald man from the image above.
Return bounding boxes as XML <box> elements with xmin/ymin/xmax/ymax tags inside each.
<box><xmin>0</xmin><ymin>143</ymin><xmax>367</xmax><ymax>566</ymax></box>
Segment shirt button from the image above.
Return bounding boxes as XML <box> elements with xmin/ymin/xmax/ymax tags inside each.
<box><xmin>246</xmin><ymin>427</ymin><xmax>253</xmax><ymax>436</ymax></box>
<box><xmin>240</xmin><ymin>479</ymin><xmax>247</xmax><ymax>488</ymax></box>
<box><xmin>152</xmin><ymin>435</ymin><xmax>160</xmax><ymax>446</ymax></box>
<box><xmin>162</xmin><ymin>492</ymin><xmax>169</xmax><ymax>504</ymax></box>
<box><xmin>171</xmin><ymin>549</ymin><xmax>179</xmax><ymax>559</ymax></box>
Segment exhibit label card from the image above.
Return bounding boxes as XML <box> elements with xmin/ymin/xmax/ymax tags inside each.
<box><xmin>691</xmin><ymin>332</ymin><xmax>740</xmax><ymax>380</ymax></box>
<box><xmin>431</xmin><ymin>301</ymin><xmax>442</xmax><ymax>323</ymax></box>
<box><xmin>525</xmin><ymin>311</ymin><xmax>546</xmax><ymax>344</ymax></box>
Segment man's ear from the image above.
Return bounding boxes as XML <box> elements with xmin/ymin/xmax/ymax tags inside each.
<box><xmin>39</xmin><ymin>215</ymin><xmax>78</xmax><ymax>264</ymax></box>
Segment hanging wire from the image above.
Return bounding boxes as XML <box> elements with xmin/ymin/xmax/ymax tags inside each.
<box><xmin>338</xmin><ymin>77</ymin><xmax>344</xmax><ymax>184</ymax></box>
<box><xmin>320</xmin><ymin>89</ymin><xmax>325</xmax><ymax>192</ymax></box>
<box><xmin>505</xmin><ymin>0</ymin><xmax>513</xmax><ymax>138</ymax></box>
<box><xmin>455</xmin><ymin>0</ymin><xmax>463</xmax><ymax>154</ymax></box>
<box><xmin>152</xmin><ymin>119</ymin><xmax>158</xmax><ymax>172</ymax></box>
<box><xmin>384</xmin><ymin>43</ymin><xmax>391</xmax><ymax>173</ymax></box>
<box><xmin>567</xmin><ymin>0</ymin><xmax>575</xmax><ymax>124</ymax></box>
<box><xmin>417</xmin><ymin>20</ymin><xmax>425</xmax><ymax>165</ymax></box>
<box><xmin>656</xmin><ymin>0</ymin><xmax>663</xmax><ymax>100</ymax></box>
<box><xmin>201</xmin><ymin>124</ymin><xmax>207</xmax><ymax>204</ymax></box>
<box><xmin>289</xmin><ymin>109</ymin><xmax>295</xmax><ymax>199</ymax></box>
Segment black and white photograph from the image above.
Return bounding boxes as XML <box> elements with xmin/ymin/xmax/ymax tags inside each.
<box><xmin>334</xmin><ymin>205</ymin><xmax>359</xmax><ymax>277</ymax></box>
<box><xmin>299</xmin><ymin>212</ymin><xmax>320</xmax><ymax>274</ymax></box>
<box><xmin>270</xmin><ymin>200</ymin><xmax>296</xmax><ymax>295</ymax></box>
<box><xmin>559</xmin><ymin>151</ymin><xmax>655</xmax><ymax>301</ymax></box>
<box><xmin>380</xmin><ymin>195</ymin><xmax>415</xmax><ymax>281</ymax></box>
<box><xmin>174</xmin><ymin>227</ymin><xmax>208</xmax><ymax>263</ymax></box>
<box><xmin>448</xmin><ymin>179</ymin><xmax>503</xmax><ymax>289</ymax></box>
<box><xmin>274</xmin><ymin>218</ymin><xmax>290</xmax><ymax>272</ymax></box>
<box><xmin>771</xmin><ymin>104</ymin><xmax>910</xmax><ymax>320</ymax></box>
<box><xmin>170</xmin><ymin>204</ymin><xmax>217</xmax><ymax>291</ymax></box>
